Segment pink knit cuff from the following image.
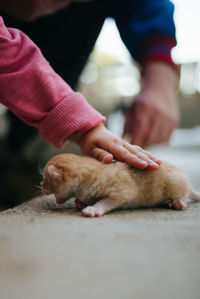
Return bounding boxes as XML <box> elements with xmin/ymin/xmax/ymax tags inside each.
<box><xmin>39</xmin><ymin>92</ymin><xmax>106</xmax><ymax>148</ymax></box>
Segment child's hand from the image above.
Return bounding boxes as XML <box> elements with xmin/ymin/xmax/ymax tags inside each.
<box><xmin>69</xmin><ymin>123</ymin><xmax>161</xmax><ymax>170</ymax></box>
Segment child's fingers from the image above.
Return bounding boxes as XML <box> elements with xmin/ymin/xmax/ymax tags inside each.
<box><xmin>97</xmin><ymin>137</ymin><xmax>156</xmax><ymax>168</ymax></box>
<box><xmin>108</xmin><ymin>144</ymin><xmax>148</xmax><ymax>168</ymax></box>
<box><xmin>90</xmin><ymin>147</ymin><xmax>113</xmax><ymax>163</ymax></box>
<box><xmin>140</xmin><ymin>149</ymin><xmax>162</xmax><ymax>165</ymax></box>
<box><xmin>124</xmin><ymin>143</ymin><xmax>161</xmax><ymax>167</ymax></box>
<box><xmin>134</xmin><ymin>151</ymin><xmax>159</xmax><ymax>167</ymax></box>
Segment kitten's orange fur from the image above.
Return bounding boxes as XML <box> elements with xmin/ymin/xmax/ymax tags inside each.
<box><xmin>41</xmin><ymin>153</ymin><xmax>200</xmax><ymax>217</ymax></box>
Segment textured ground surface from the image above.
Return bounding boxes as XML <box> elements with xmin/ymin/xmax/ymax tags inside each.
<box><xmin>0</xmin><ymin>143</ymin><xmax>200</xmax><ymax>299</ymax></box>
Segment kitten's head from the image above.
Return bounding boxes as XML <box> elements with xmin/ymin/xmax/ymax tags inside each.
<box><xmin>41</xmin><ymin>154</ymin><xmax>84</xmax><ymax>203</ymax></box>
<box><xmin>41</xmin><ymin>164</ymin><xmax>65</xmax><ymax>201</ymax></box>
<box><xmin>41</xmin><ymin>163</ymin><xmax>71</xmax><ymax>204</ymax></box>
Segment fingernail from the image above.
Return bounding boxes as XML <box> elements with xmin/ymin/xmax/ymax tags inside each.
<box><xmin>150</xmin><ymin>161</ymin><xmax>159</xmax><ymax>166</ymax></box>
<box><xmin>140</xmin><ymin>160</ymin><xmax>148</xmax><ymax>165</ymax></box>
<box><xmin>102</xmin><ymin>154</ymin><xmax>113</xmax><ymax>163</ymax></box>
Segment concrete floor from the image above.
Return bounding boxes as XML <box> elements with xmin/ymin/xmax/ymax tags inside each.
<box><xmin>0</xmin><ymin>142</ymin><xmax>200</xmax><ymax>299</ymax></box>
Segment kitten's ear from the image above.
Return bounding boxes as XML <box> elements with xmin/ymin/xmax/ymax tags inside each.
<box><xmin>47</xmin><ymin>165</ymin><xmax>63</xmax><ymax>182</ymax></box>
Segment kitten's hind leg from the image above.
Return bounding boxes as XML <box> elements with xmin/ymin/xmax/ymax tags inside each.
<box><xmin>168</xmin><ymin>199</ymin><xmax>187</xmax><ymax>210</ymax></box>
<box><xmin>82</xmin><ymin>197</ymin><xmax>119</xmax><ymax>217</ymax></box>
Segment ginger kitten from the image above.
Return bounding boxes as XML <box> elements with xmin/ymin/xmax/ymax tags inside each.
<box><xmin>41</xmin><ymin>153</ymin><xmax>200</xmax><ymax>217</ymax></box>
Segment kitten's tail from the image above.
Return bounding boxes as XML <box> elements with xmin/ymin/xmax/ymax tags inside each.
<box><xmin>189</xmin><ymin>190</ymin><xmax>200</xmax><ymax>202</ymax></box>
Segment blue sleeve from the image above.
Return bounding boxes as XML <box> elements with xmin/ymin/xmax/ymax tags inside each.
<box><xmin>112</xmin><ymin>0</ymin><xmax>176</xmax><ymax>65</ymax></box>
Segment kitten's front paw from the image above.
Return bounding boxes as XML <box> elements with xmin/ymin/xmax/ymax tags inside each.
<box><xmin>82</xmin><ymin>206</ymin><xmax>104</xmax><ymax>217</ymax></box>
<box><xmin>168</xmin><ymin>200</ymin><xmax>187</xmax><ymax>210</ymax></box>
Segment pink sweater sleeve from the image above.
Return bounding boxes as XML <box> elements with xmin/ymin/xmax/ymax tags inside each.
<box><xmin>0</xmin><ymin>17</ymin><xmax>105</xmax><ymax>148</ymax></box>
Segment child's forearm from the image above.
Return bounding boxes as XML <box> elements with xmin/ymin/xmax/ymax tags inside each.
<box><xmin>0</xmin><ymin>16</ymin><xmax>105</xmax><ymax>148</ymax></box>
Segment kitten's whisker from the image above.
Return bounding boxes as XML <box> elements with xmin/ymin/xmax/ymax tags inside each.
<box><xmin>38</xmin><ymin>161</ymin><xmax>44</xmax><ymax>177</ymax></box>
<box><xmin>35</xmin><ymin>185</ymin><xmax>42</xmax><ymax>190</ymax></box>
